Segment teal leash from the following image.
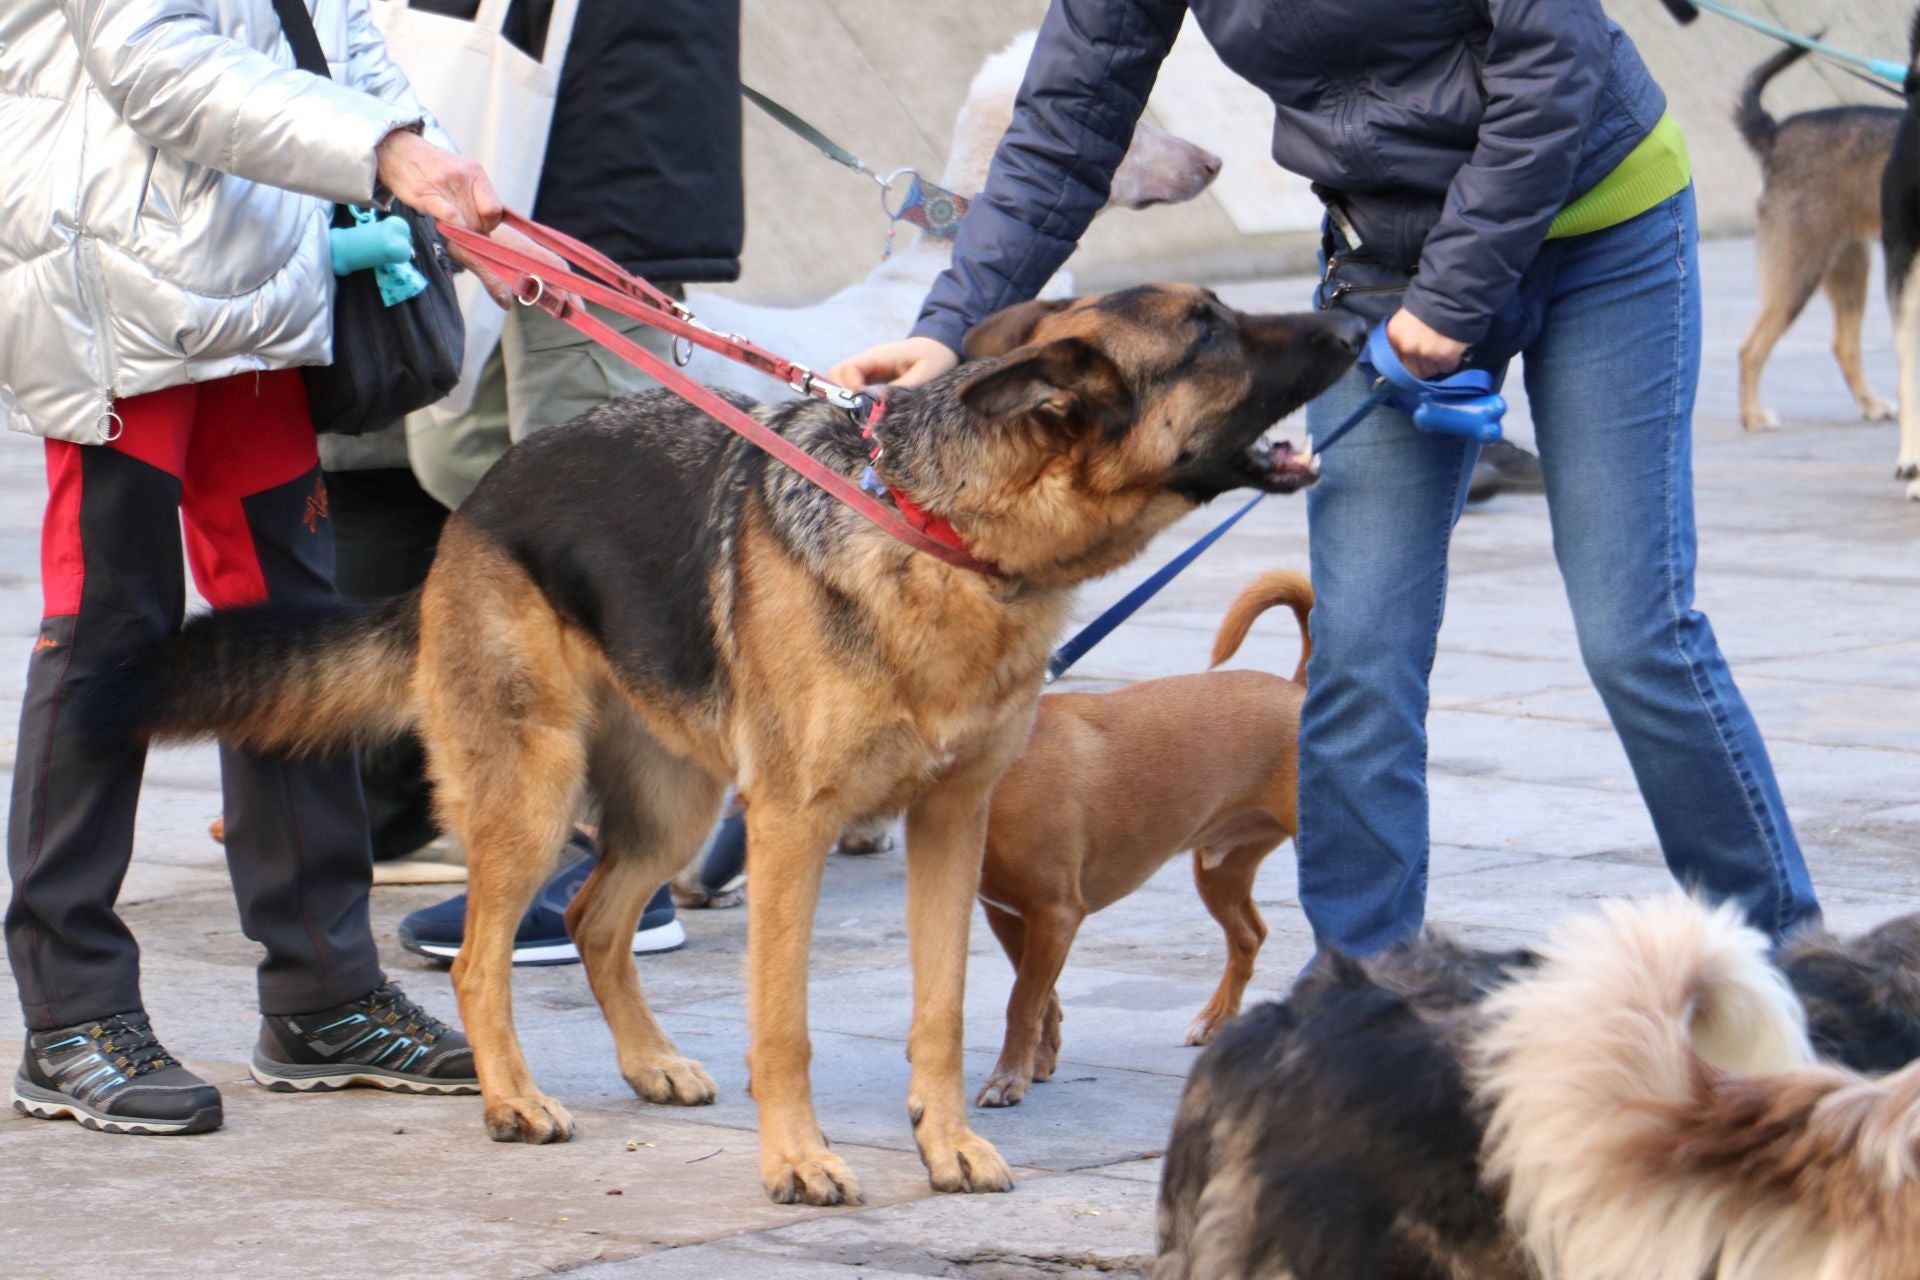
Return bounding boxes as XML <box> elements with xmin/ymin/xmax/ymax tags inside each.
<box><xmin>1661</xmin><ymin>0</ymin><xmax>1906</xmax><ymax>94</ymax></box>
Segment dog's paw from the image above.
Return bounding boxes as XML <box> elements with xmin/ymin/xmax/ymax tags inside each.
<box><xmin>1861</xmin><ymin>395</ymin><xmax>1897</xmax><ymax>422</ymax></box>
<box><xmin>624</xmin><ymin>1054</ymin><xmax>718</xmax><ymax>1106</ymax></box>
<box><xmin>1741</xmin><ymin>407</ymin><xmax>1779</xmax><ymax>432</ymax></box>
<box><xmin>1897</xmin><ymin>458</ymin><xmax>1920</xmax><ymax>481</ymax></box>
<box><xmin>1908</xmin><ymin>476</ymin><xmax>1920</xmax><ymax>502</ymax></box>
<box><xmin>484</xmin><ymin>1093</ymin><xmax>575</xmax><ymax>1144</ymax></box>
<box><xmin>975</xmin><ymin>1069</ymin><xmax>1030</xmax><ymax>1108</ymax></box>
<box><xmin>834</xmin><ymin>827</ymin><xmax>894</xmax><ymax>856</ymax></box>
<box><xmin>1182</xmin><ymin>1013</ymin><xmax>1228</xmax><ymax>1043</ymax></box>
<box><xmin>921</xmin><ymin>1128</ymin><xmax>1014</xmax><ymax>1195</ymax></box>
<box><xmin>763</xmin><ymin>1147</ymin><xmax>864</xmax><ymax>1206</ymax></box>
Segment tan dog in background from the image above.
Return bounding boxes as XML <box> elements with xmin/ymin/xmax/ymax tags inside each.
<box><xmin>974</xmin><ymin>570</ymin><xmax>1311</xmax><ymax>1107</ymax></box>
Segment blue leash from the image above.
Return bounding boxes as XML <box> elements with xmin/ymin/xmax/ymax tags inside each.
<box><xmin>1661</xmin><ymin>0</ymin><xmax>1906</xmax><ymax>94</ymax></box>
<box><xmin>1046</xmin><ymin>490</ymin><xmax>1268</xmax><ymax>682</ymax></box>
<box><xmin>1045</xmin><ymin>324</ymin><xmax>1507</xmax><ymax>682</ymax></box>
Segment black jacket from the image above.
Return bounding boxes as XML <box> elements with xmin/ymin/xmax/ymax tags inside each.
<box><xmin>419</xmin><ymin>0</ymin><xmax>744</xmax><ymax>282</ymax></box>
<box><xmin>914</xmin><ymin>0</ymin><xmax>1666</xmax><ymax>350</ymax></box>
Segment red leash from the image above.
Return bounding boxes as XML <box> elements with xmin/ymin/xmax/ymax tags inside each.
<box><xmin>436</xmin><ymin>214</ymin><xmax>999</xmax><ymax>577</ymax></box>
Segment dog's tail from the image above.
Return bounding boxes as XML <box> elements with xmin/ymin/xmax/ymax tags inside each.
<box><xmin>1736</xmin><ymin>42</ymin><xmax>1813</xmax><ymax>156</ymax></box>
<box><xmin>1473</xmin><ymin>895</ymin><xmax>1877</xmax><ymax>1280</ymax></box>
<box><xmin>72</xmin><ymin>591</ymin><xmax>423</xmax><ymax>758</ymax></box>
<box><xmin>1209</xmin><ymin>569</ymin><xmax>1313</xmax><ymax>684</ymax></box>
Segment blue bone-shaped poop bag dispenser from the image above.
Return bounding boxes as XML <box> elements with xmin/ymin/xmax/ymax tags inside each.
<box><xmin>328</xmin><ymin>207</ymin><xmax>426</xmax><ymax>307</ymax></box>
<box><xmin>1362</xmin><ymin>322</ymin><xmax>1506</xmax><ymax>444</ymax></box>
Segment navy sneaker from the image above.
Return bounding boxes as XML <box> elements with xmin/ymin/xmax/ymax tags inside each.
<box><xmin>11</xmin><ymin>1013</ymin><xmax>222</xmax><ymax>1135</ymax></box>
<box><xmin>398</xmin><ymin>833</ymin><xmax>685</xmax><ymax>966</ymax></box>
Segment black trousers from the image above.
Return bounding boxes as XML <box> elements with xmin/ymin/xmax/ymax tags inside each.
<box><xmin>323</xmin><ymin>467</ymin><xmax>449</xmax><ymax>861</ymax></box>
<box><xmin>6</xmin><ymin>373</ymin><xmax>384</xmax><ymax>1029</ymax></box>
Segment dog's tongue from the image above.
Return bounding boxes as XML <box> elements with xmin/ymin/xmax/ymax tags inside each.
<box><xmin>1253</xmin><ymin>437</ymin><xmax>1320</xmax><ymax>493</ymax></box>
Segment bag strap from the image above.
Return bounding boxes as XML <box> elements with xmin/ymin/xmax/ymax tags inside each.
<box><xmin>270</xmin><ymin>0</ymin><xmax>332</xmax><ymax>80</ymax></box>
<box><xmin>539</xmin><ymin>0</ymin><xmax>582</xmax><ymax>69</ymax></box>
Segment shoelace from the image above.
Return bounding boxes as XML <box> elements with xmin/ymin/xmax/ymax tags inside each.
<box><xmin>87</xmin><ymin>1015</ymin><xmax>178</xmax><ymax>1077</ymax></box>
<box><xmin>358</xmin><ymin>984</ymin><xmax>450</xmax><ymax>1045</ymax></box>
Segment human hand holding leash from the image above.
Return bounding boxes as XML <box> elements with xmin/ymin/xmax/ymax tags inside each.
<box><xmin>472</xmin><ymin>222</ymin><xmax>583</xmax><ymax>312</ymax></box>
<box><xmin>375</xmin><ymin>130</ymin><xmax>538</xmax><ymax>309</ymax></box>
<box><xmin>828</xmin><ymin>336</ymin><xmax>960</xmax><ymax>390</ymax></box>
<box><xmin>1386</xmin><ymin>307</ymin><xmax>1468</xmax><ymax>378</ymax></box>
<box><xmin>376</xmin><ymin>128</ymin><xmax>501</xmax><ymax>231</ymax></box>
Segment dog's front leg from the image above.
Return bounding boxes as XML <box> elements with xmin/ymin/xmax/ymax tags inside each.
<box><xmin>744</xmin><ymin>800</ymin><xmax>861</xmax><ymax>1205</ymax></box>
<box><xmin>1897</xmin><ymin>270</ymin><xmax>1920</xmax><ymax>495</ymax></box>
<box><xmin>905</xmin><ymin>775</ymin><xmax>1015</xmax><ymax>1193</ymax></box>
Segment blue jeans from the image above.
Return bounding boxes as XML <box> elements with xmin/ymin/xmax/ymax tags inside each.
<box><xmin>1298</xmin><ymin>187</ymin><xmax>1820</xmax><ymax>955</ymax></box>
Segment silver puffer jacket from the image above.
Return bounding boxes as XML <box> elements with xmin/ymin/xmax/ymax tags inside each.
<box><xmin>0</xmin><ymin>1</ymin><xmax>436</xmax><ymax>444</ymax></box>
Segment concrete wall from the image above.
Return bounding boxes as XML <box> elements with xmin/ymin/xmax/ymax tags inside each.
<box><xmin>720</xmin><ymin>0</ymin><xmax>1910</xmax><ymax>307</ymax></box>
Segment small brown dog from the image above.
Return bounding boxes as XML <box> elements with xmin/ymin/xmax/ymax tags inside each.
<box><xmin>974</xmin><ymin>569</ymin><xmax>1310</xmax><ymax>1107</ymax></box>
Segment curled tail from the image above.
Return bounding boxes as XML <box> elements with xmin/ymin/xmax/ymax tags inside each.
<box><xmin>1736</xmin><ymin>42</ymin><xmax>1814</xmax><ymax>156</ymax></box>
<box><xmin>1209</xmin><ymin>569</ymin><xmax>1312</xmax><ymax>684</ymax></box>
<box><xmin>1475</xmin><ymin>896</ymin><xmax>1820</xmax><ymax>1280</ymax></box>
<box><xmin>74</xmin><ymin>591</ymin><xmax>422</xmax><ymax>757</ymax></box>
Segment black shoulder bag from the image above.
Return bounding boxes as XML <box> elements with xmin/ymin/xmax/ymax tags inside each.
<box><xmin>271</xmin><ymin>0</ymin><xmax>465</xmax><ymax>436</ymax></box>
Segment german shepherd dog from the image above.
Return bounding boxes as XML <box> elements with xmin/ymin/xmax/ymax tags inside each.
<box><xmin>1733</xmin><ymin>42</ymin><xmax>1902</xmax><ymax>434</ymax></box>
<box><xmin>1156</xmin><ymin>906</ymin><xmax>1920</xmax><ymax>1279</ymax></box>
<box><xmin>83</xmin><ymin>286</ymin><xmax>1363</xmax><ymax>1205</ymax></box>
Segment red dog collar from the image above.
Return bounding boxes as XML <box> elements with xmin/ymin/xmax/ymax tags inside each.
<box><xmin>861</xmin><ymin>397</ymin><xmax>1000</xmax><ymax>576</ymax></box>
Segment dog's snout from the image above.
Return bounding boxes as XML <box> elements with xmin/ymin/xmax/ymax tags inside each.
<box><xmin>1199</xmin><ymin>150</ymin><xmax>1223</xmax><ymax>179</ymax></box>
<box><xmin>1328</xmin><ymin>312</ymin><xmax>1368</xmax><ymax>355</ymax></box>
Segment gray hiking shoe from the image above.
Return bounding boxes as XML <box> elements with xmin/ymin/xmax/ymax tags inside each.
<box><xmin>251</xmin><ymin>982</ymin><xmax>478</xmax><ymax>1095</ymax></box>
<box><xmin>11</xmin><ymin>1013</ymin><xmax>222</xmax><ymax>1135</ymax></box>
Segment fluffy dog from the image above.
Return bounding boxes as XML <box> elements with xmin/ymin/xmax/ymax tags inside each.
<box><xmin>1158</xmin><ymin>904</ymin><xmax>1920</xmax><ymax>1279</ymax></box>
<box><xmin>1156</xmin><ymin>934</ymin><xmax>1538</xmax><ymax>1280</ymax></box>
<box><xmin>86</xmin><ymin>286</ymin><xmax>1361</xmax><ymax>1206</ymax></box>
<box><xmin>1479</xmin><ymin>897</ymin><xmax>1920</xmax><ymax>1280</ymax></box>
<box><xmin>974</xmin><ymin>569</ymin><xmax>1312</xmax><ymax>1109</ymax></box>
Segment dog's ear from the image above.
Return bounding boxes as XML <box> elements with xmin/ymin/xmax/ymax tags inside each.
<box><xmin>956</xmin><ymin>337</ymin><xmax>1136</xmax><ymax>439</ymax></box>
<box><xmin>962</xmin><ymin>298</ymin><xmax>1073</xmax><ymax>359</ymax></box>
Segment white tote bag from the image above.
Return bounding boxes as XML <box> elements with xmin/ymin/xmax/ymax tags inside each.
<box><xmin>371</xmin><ymin>0</ymin><xmax>580</xmax><ymax>416</ymax></box>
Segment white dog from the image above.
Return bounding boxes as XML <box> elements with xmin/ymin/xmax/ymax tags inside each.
<box><xmin>682</xmin><ymin>31</ymin><xmax>1221</xmax><ymax>397</ymax></box>
<box><xmin>1477</xmin><ymin>894</ymin><xmax>1920</xmax><ymax>1280</ymax></box>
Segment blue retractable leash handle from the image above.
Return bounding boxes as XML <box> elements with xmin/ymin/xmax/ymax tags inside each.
<box><xmin>1310</xmin><ymin>322</ymin><xmax>1506</xmax><ymax>455</ymax></box>
<box><xmin>1046</xmin><ymin>323</ymin><xmax>1507</xmax><ymax>683</ymax></box>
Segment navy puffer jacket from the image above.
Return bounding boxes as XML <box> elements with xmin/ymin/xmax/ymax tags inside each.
<box><xmin>913</xmin><ymin>0</ymin><xmax>1666</xmax><ymax>349</ymax></box>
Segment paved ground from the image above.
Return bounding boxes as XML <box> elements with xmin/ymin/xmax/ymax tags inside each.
<box><xmin>2</xmin><ymin>238</ymin><xmax>1917</xmax><ymax>1279</ymax></box>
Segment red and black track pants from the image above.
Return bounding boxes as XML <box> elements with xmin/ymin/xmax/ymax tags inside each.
<box><xmin>5</xmin><ymin>372</ymin><xmax>385</xmax><ymax>1030</ymax></box>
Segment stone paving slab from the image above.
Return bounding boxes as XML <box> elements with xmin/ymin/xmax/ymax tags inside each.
<box><xmin>2</xmin><ymin>237</ymin><xmax>1917</xmax><ymax>1277</ymax></box>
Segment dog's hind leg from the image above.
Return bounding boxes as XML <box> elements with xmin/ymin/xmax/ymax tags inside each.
<box><xmin>571</xmin><ymin>701</ymin><xmax>726</xmax><ymax>1106</ymax></box>
<box><xmin>1186</xmin><ymin>842</ymin><xmax>1275</xmax><ymax>1046</ymax></box>
<box><xmin>978</xmin><ymin>901</ymin><xmax>1082</xmax><ymax>1108</ymax></box>
<box><xmin>1826</xmin><ymin>239</ymin><xmax>1897</xmax><ymax>422</ymax></box>
<box><xmin>904</xmin><ymin>772</ymin><xmax>1014</xmax><ymax>1190</ymax></box>
<box><xmin>744</xmin><ymin>795</ymin><xmax>864</xmax><ymax>1205</ymax></box>
<box><xmin>1739</xmin><ymin>221</ymin><xmax>1824</xmax><ymax>431</ymax></box>
<box><xmin>982</xmin><ymin>903</ymin><xmax>1066</xmax><ymax>1085</ymax></box>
